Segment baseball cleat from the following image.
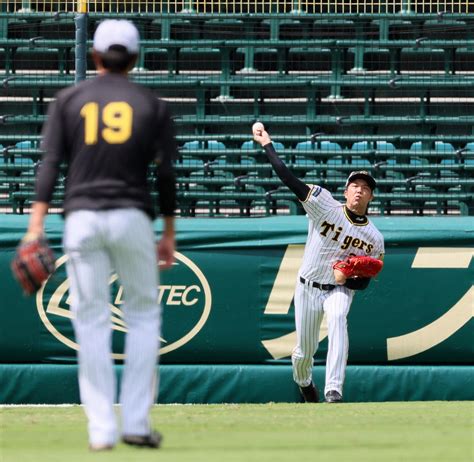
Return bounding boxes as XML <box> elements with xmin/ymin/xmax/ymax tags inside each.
<box><xmin>122</xmin><ymin>430</ymin><xmax>163</xmax><ymax>448</ymax></box>
<box><xmin>325</xmin><ymin>390</ymin><xmax>343</xmax><ymax>403</ymax></box>
<box><xmin>299</xmin><ymin>382</ymin><xmax>320</xmax><ymax>403</ymax></box>
<box><xmin>88</xmin><ymin>443</ymin><xmax>114</xmax><ymax>452</ymax></box>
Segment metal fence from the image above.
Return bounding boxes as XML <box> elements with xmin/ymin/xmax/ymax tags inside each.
<box><xmin>3</xmin><ymin>1</ymin><xmax>474</xmax><ymax>14</ymax></box>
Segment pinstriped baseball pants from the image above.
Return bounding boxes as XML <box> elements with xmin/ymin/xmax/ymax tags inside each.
<box><xmin>63</xmin><ymin>208</ymin><xmax>160</xmax><ymax>446</ymax></box>
<box><xmin>292</xmin><ymin>279</ymin><xmax>354</xmax><ymax>396</ymax></box>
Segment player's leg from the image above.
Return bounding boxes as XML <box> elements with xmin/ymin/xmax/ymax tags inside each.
<box><xmin>105</xmin><ymin>209</ymin><xmax>160</xmax><ymax>438</ymax></box>
<box><xmin>322</xmin><ymin>286</ymin><xmax>354</xmax><ymax>398</ymax></box>
<box><xmin>63</xmin><ymin>211</ymin><xmax>117</xmax><ymax>447</ymax></box>
<box><xmin>292</xmin><ymin>281</ymin><xmax>324</xmax><ymax>387</ymax></box>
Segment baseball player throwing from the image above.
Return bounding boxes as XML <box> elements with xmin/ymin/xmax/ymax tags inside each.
<box><xmin>26</xmin><ymin>20</ymin><xmax>177</xmax><ymax>449</ymax></box>
<box><xmin>253</xmin><ymin>122</ymin><xmax>384</xmax><ymax>403</ymax></box>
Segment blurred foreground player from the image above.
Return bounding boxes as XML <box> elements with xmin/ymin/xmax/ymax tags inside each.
<box><xmin>26</xmin><ymin>20</ymin><xmax>177</xmax><ymax>449</ymax></box>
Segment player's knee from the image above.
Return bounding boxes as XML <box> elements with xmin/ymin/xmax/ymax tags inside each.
<box><xmin>292</xmin><ymin>346</ymin><xmax>316</xmax><ymax>361</ymax></box>
<box><xmin>327</xmin><ymin>310</ymin><xmax>348</xmax><ymax>326</ymax></box>
<box><xmin>125</xmin><ymin>289</ymin><xmax>158</xmax><ymax>311</ymax></box>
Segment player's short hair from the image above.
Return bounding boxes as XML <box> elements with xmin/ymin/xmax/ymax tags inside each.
<box><xmin>98</xmin><ymin>45</ymin><xmax>137</xmax><ymax>73</ymax></box>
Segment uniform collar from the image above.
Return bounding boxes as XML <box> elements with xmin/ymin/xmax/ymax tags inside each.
<box><xmin>343</xmin><ymin>205</ymin><xmax>368</xmax><ymax>226</ymax></box>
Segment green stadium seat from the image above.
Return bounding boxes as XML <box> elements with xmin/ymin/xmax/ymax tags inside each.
<box><xmin>350</xmin><ymin>156</ymin><xmax>371</xmax><ymax>168</ymax></box>
<box><xmin>463</xmin><ymin>143</ymin><xmax>474</xmax><ymax>158</ymax></box>
<box><xmin>422</xmin><ymin>20</ymin><xmax>468</xmax><ymax>41</ymax></box>
<box><xmin>202</xmin><ymin>18</ymin><xmax>243</xmax><ymax>40</ymax></box>
<box><xmin>294</xmin><ymin>141</ymin><xmax>319</xmax><ymax>165</ymax></box>
<box><xmin>280</xmin><ymin>19</ymin><xmax>314</xmax><ymax>40</ymax></box>
<box><xmin>409</xmin><ymin>157</ymin><xmax>429</xmax><ymax>167</ymax></box>
<box><xmin>325</xmin><ymin>157</ymin><xmax>345</xmax><ymax>167</ymax></box>
<box><xmin>269</xmin><ymin>20</ymin><xmax>317</xmax><ymax>73</ymax></box>
<box><xmin>287</xmin><ymin>46</ymin><xmax>332</xmax><ymax>73</ymax></box>
<box><xmin>234</xmin><ymin>19</ymin><xmax>271</xmax><ymax>72</ymax></box>
<box><xmin>0</xmin><ymin>144</ymin><xmax>6</xmax><ymax>166</ymax></box>
<box><xmin>313</xmin><ymin>19</ymin><xmax>363</xmax><ymax>72</ymax></box>
<box><xmin>143</xmin><ymin>19</ymin><xmax>161</xmax><ymax>40</ymax></box>
<box><xmin>170</xmin><ymin>19</ymin><xmax>201</xmax><ymax>41</ymax></box>
<box><xmin>182</xmin><ymin>140</ymin><xmax>204</xmax><ymax>150</ymax></box>
<box><xmin>168</xmin><ymin>20</ymin><xmax>228</xmax><ymax>73</ymax></box>
<box><xmin>388</xmin><ymin>20</ymin><xmax>423</xmax><ymax>41</ymax></box>
<box><xmin>434</xmin><ymin>141</ymin><xmax>455</xmax><ymax>155</ymax></box>
<box><xmin>351</xmin><ymin>141</ymin><xmax>373</xmax><ymax>151</ymax></box>
<box><xmin>376</xmin><ymin>141</ymin><xmax>396</xmax><ymax>152</ymax></box>
<box><xmin>7</xmin><ymin>17</ymin><xmax>41</xmax><ymax>39</ymax></box>
<box><xmin>208</xmin><ymin>140</ymin><xmax>226</xmax><ymax>151</ymax></box>
<box><xmin>39</xmin><ymin>17</ymin><xmax>76</xmax><ymax>40</ymax></box>
<box><xmin>295</xmin><ymin>141</ymin><xmax>342</xmax><ymax>166</ymax></box>
<box><xmin>13</xmin><ymin>141</ymin><xmax>36</xmax><ymax>166</ymax></box>
<box><xmin>295</xmin><ymin>141</ymin><xmax>316</xmax><ymax>152</ymax></box>
<box><xmin>409</xmin><ymin>142</ymin><xmax>430</xmax><ymax>165</ymax></box>
<box><xmin>242</xmin><ymin>18</ymin><xmax>303</xmax><ymax>74</ymax></box>
<box><xmin>439</xmin><ymin>159</ymin><xmax>460</xmax><ymax>178</ymax></box>
<box><xmin>143</xmin><ymin>47</ymin><xmax>169</xmax><ymax>72</ymax></box>
<box><xmin>175</xmin><ymin>155</ymin><xmax>204</xmax><ymax>177</ymax></box>
<box><xmin>177</xmin><ymin>155</ymin><xmax>204</xmax><ymax>167</ymax></box>
<box><xmin>454</xmin><ymin>47</ymin><xmax>474</xmax><ymax>73</ymax></box>
<box><xmin>320</xmin><ymin>141</ymin><xmax>343</xmax><ymax>151</ymax></box>
<box><xmin>212</xmin><ymin>155</ymin><xmax>256</xmax><ymax>169</ymax></box>
<box><xmin>313</xmin><ymin>19</ymin><xmax>355</xmax><ymax>40</ymax></box>
<box><xmin>242</xmin><ymin>140</ymin><xmax>283</xmax><ymax>165</ymax></box>
<box><xmin>325</xmin><ymin>155</ymin><xmax>346</xmax><ymax>181</ymax></box>
<box><xmin>240</xmin><ymin>140</ymin><xmax>260</xmax><ymax>151</ymax></box>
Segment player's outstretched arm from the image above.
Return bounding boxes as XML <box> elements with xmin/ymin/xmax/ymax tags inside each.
<box><xmin>252</xmin><ymin>123</ymin><xmax>310</xmax><ymax>202</ymax></box>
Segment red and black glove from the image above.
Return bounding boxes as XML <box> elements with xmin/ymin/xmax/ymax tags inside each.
<box><xmin>333</xmin><ymin>256</ymin><xmax>383</xmax><ymax>279</ymax></box>
<box><xmin>11</xmin><ymin>235</ymin><xmax>55</xmax><ymax>295</ymax></box>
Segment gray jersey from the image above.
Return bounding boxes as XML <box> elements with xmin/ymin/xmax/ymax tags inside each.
<box><xmin>299</xmin><ymin>186</ymin><xmax>385</xmax><ymax>284</ymax></box>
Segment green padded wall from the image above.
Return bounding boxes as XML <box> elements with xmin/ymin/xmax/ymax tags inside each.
<box><xmin>1</xmin><ymin>364</ymin><xmax>472</xmax><ymax>404</ymax></box>
<box><xmin>0</xmin><ymin>215</ymin><xmax>472</xmax><ymax>403</ymax></box>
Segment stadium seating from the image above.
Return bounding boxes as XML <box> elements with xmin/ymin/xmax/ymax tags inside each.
<box><xmin>1</xmin><ymin>11</ymin><xmax>473</xmax><ymax>216</ymax></box>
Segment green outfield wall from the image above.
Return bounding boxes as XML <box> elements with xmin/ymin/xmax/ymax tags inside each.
<box><xmin>0</xmin><ymin>215</ymin><xmax>472</xmax><ymax>403</ymax></box>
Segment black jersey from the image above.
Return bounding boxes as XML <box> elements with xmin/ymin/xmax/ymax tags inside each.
<box><xmin>36</xmin><ymin>72</ymin><xmax>177</xmax><ymax>217</ymax></box>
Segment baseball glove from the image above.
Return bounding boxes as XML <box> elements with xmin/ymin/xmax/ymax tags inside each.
<box><xmin>11</xmin><ymin>235</ymin><xmax>55</xmax><ymax>295</ymax></box>
<box><xmin>333</xmin><ymin>256</ymin><xmax>383</xmax><ymax>279</ymax></box>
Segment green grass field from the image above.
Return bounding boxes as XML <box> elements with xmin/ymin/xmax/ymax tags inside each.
<box><xmin>1</xmin><ymin>402</ymin><xmax>472</xmax><ymax>462</ymax></box>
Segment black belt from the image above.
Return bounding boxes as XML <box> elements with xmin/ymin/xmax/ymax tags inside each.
<box><xmin>300</xmin><ymin>276</ymin><xmax>335</xmax><ymax>291</ymax></box>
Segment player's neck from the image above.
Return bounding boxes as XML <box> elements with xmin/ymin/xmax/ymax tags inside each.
<box><xmin>96</xmin><ymin>65</ymin><xmax>129</xmax><ymax>77</ymax></box>
<box><xmin>344</xmin><ymin>205</ymin><xmax>368</xmax><ymax>223</ymax></box>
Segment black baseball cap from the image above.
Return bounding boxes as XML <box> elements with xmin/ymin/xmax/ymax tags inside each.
<box><xmin>345</xmin><ymin>170</ymin><xmax>376</xmax><ymax>191</ymax></box>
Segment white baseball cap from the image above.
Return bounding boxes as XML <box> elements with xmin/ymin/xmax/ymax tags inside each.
<box><xmin>93</xmin><ymin>19</ymin><xmax>140</xmax><ymax>54</ymax></box>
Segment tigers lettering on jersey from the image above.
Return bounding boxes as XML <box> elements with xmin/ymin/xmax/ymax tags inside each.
<box><xmin>299</xmin><ymin>187</ymin><xmax>385</xmax><ymax>284</ymax></box>
<box><xmin>320</xmin><ymin>220</ymin><xmax>375</xmax><ymax>254</ymax></box>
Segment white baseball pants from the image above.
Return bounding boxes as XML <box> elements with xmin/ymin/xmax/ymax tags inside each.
<box><xmin>63</xmin><ymin>208</ymin><xmax>160</xmax><ymax>447</ymax></box>
<box><xmin>292</xmin><ymin>278</ymin><xmax>354</xmax><ymax>396</ymax></box>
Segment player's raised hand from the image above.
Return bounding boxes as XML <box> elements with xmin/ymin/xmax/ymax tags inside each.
<box><xmin>252</xmin><ymin>122</ymin><xmax>272</xmax><ymax>147</ymax></box>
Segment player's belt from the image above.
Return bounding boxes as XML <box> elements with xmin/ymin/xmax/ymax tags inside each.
<box><xmin>299</xmin><ymin>276</ymin><xmax>336</xmax><ymax>291</ymax></box>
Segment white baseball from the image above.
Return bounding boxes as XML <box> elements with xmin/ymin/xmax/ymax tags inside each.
<box><xmin>252</xmin><ymin>122</ymin><xmax>265</xmax><ymax>136</ymax></box>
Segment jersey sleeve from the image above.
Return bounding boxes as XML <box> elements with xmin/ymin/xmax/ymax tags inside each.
<box><xmin>374</xmin><ymin>231</ymin><xmax>385</xmax><ymax>259</ymax></box>
<box><xmin>154</xmin><ymin>100</ymin><xmax>178</xmax><ymax>164</ymax></box>
<box><xmin>154</xmin><ymin>100</ymin><xmax>177</xmax><ymax>216</ymax></box>
<box><xmin>301</xmin><ymin>186</ymin><xmax>341</xmax><ymax>220</ymax></box>
<box><xmin>35</xmin><ymin>98</ymin><xmax>67</xmax><ymax>203</ymax></box>
<box><xmin>263</xmin><ymin>143</ymin><xmax>310</xmax><ymax>201</ymax></box>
